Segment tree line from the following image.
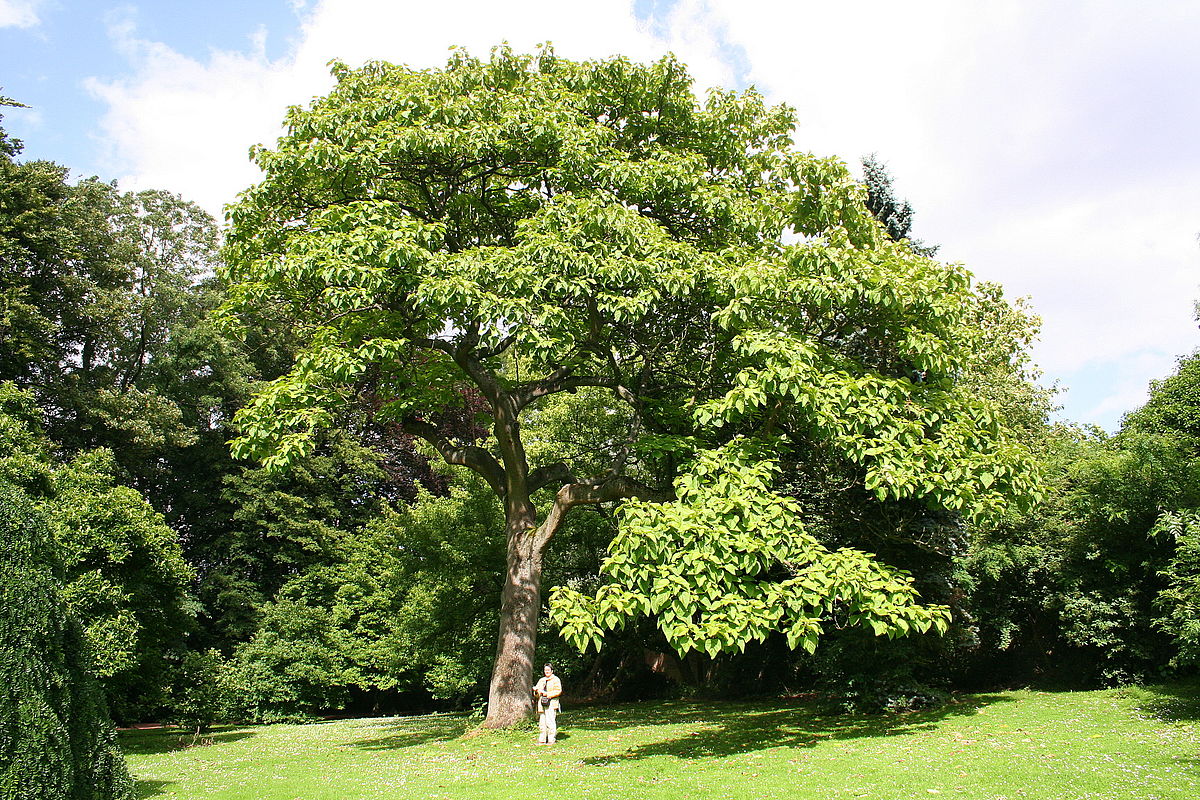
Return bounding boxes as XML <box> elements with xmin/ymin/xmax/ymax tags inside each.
<box><xmin>2</xmin><ymin>48</ymin><xmax>1199</xmax><ymax>786</ymax></box>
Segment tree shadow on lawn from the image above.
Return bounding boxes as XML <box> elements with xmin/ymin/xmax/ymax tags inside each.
<box><xmin>351</xmin><ymin>713</ymin><xmax>474</xmax><ymax>751</ymax></box>
<box><xmin>134</xmin><ymin>779</ymin><xmax>174</xmax><ymax>798</ymax></box>
<box><xmin>575</xmin><ymin>695</ymin><xmax>1013</xmax><ymax>764</ymax></box>
<box><xmin>1130</xmin><ymin>680</ymin><xmax>1200</xmax><ymax>723</ymax></box>
<box><xmin>120</xmin><ymin>726</ymin><xmax>258</xmax><ymax>756</ymax></box>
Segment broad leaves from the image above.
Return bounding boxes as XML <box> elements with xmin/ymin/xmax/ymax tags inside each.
<box><xmin>217</xmin><ymin>47</ymin><xmax>1040</xmax><ymax>667</ymax></box>
<box><xmin>550</xmin><ymin>440</ymin><xmax>951</xmax><ymax>656</ymax></box>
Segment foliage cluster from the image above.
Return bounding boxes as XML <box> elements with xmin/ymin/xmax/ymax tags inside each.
<box><xmin>552</xmin><ymin>442</ymin><xmax>951</xmax><ymax>657</ymax></box>
<box><xmin>0</xmin><ymin>481</ymin><xmax>133</xmax><ymax>800</ymax></box>
<box><xmin>962</xmin><ymin>354</ymin><xmax>1200</xmax><ymax>687</ymax></box>
<box><xmin>0</xmin><ymin>383</ymin><xmax>196</xmax><ymax>719</ymax></box>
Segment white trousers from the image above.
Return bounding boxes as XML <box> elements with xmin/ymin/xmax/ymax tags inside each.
<box><xmin>538</xmin><ymin>706</ymin><xmax>558</xmax><ymax>743</ymax></box>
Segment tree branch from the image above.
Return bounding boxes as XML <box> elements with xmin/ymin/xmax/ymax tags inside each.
<box><xmin>401</xmin><ymin>416</ymin><xmax>506</xmax><ymax>497</ymax></box>
<box><xmin>478</xmin><ymin>330</ymin><xmax>519</xmax><ymax>360</ymax></box>
<box><xmin>511</xmin><ymin>368</ymin><xmax>617</xmax><ymax>410</ymax></box>
<box><xmin>533</xmin><ymin>475</ymin><xmax>673</xmax><ymax>552</ymax></box>
<box><xmin>528</xmin><ymin>462</ymin><xmax>574</xmax><ymax>494</ymax></box>
<box><xmin>409</xmin><ymin>336</ymin><xmax>456</xmax><ymax>356</ymax></box>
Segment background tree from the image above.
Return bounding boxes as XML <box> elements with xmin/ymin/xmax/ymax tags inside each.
<box><xmin>192</xmin><ymin>429</ymin><xmax>413</xmax><ymax>651</ymax></box>
<box><xmin>0</xmin><ymin>383</ymin><xmax>195</xmax><ymax>720</ymax></box>
<box><xmin>222</xmin><ymin>47</ymin><xmax>1040</xmax><ymax>726</ymax></box>
<box><xmin>0</xmin><ymin>99</ymin><xmax>242</xmax><ymax>531</ymax></box>
<box><xmin>0</xmin><ymin>101</ymin><xmax>253</xmax><ymax>717</ymax></box>
<box><xmin>963</xmin><ymin>350</ymin><xmax>1200</xmax><ymax>687</ymax></box>
<box><xmin>861</xmin><ymin>154</ymin><xmax>937</xmax><ymax>257</ymax></box>
<box><xmin>1155</xmin><ymin>510</ymin><xmax>1200</xmax><ymax>665</ymax></box>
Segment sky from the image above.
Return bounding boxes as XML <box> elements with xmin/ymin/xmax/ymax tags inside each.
<box><xmin>2</xmin><ymin>0</ymin><xmax>1198</xmax><ymax>431</ymax></box>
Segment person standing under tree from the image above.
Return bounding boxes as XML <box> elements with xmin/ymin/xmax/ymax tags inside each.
<box><xmin>533</xmin><ymin>664</ymin><xmax>562</xmax><ymax>745</ymax></box>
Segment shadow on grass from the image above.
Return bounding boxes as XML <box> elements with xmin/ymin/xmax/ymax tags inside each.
<box><xmin>572</xmin><ymin>695</ymin><xmax>1013</xmax><ymax>763</ymax></box>
<box><xmin>351</xmin><ymin>713</ymin><xmax>473</xmax><ymax>751</ymax></box>
<box><xmin>120</xmin><ymin>727</ymin><xmax>258</xmax><ymax>756</ymax></box>
<box><xmin>1130</xmin><ymin>680</ymin><xmax>1200</xmax><ymax>723</ymax></box>
<box><xmin>134</xmin><ymin>779</ymin><xmax>174</xmax><ymax>798</ymax></box>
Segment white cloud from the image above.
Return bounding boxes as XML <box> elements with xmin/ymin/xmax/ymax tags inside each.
<box><xmin>946</xmin><ymin>184</ymin><xmax>1200</xmax><ymax>380</ymax></box>
<box><xmin>0</xmin><ymin>0</ymin><xmax>43</xmax><ymax>28</ymax></box>
<box><xmin>702</xmin><ymin>0</ymin><xmax>1200</xmax><ymax>427</ymax></box>
<box><xmin>85</xmin><ymin>0</ymin><xmax>1200</xmax><ymax>428</ymax></box>
<box><xmin>86</xmin><ymin>9</ymin><xmax>322</xmax><ymax>219</ymax></box>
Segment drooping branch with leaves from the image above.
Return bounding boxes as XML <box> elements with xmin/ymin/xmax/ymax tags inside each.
<box><xmin>221</xmin><ymin>46</ymin><xmax>1040</xmax><ymax>726</ymax></box>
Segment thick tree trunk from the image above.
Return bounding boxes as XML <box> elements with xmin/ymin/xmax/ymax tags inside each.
<box><xmin>482</xmin><ymin>505</ymin><xmax>543</xmax><ymax>728</ymax></box>
<box><xmin>477</xmin><ymin>475</ymin><xmax>667</xmax><ymax>727</ymax></box>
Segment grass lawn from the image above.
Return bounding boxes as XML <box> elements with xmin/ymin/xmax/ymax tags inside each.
<box><xmin>122</xmin><ymin>682</ymin><xmax>1200</xmax><ymax>800</ymax></box>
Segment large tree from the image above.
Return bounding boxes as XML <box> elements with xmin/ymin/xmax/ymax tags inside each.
<box><xmin>0</xmin><ymin>95</ymin><xmax>232</xmax><ymax>504</ymax></box>
<box><xmin>222</xmin><ymin>47</ymin><xmax>1039</xmax><ymax>726</ymax></box>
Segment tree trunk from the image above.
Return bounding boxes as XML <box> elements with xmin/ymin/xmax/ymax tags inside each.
<box><xmin>482</xmin><ymin>505</ymin><xmax>543</xmax><ymax>728</ymax></box>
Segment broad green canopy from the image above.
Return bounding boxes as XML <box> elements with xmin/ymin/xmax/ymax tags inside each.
<box><xmin>221</xmin><ymin>46</ymin><xmax>1040</xmax><ymax>669</ymax></box>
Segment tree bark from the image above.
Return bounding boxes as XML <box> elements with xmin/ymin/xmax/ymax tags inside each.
<box><xmin>482</xmin><ymin>501</ymin><xmax>543</xmax><ymax>728</ymax></box>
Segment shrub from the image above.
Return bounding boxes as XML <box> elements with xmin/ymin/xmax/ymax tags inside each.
<box><xmin>167</xmin><ymin>649</ymin><xmax>234</xmax><ymax>734</ymax></box>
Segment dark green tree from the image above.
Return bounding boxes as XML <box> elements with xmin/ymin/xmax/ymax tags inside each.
<box><xmin>166</xmin><ymin>649</ymin><xmax>230</xmax><ymax>735</ymax></box>
<box><xmin>963</xmin><ymin>359</ymin><xmax>1200</xmax><ymax>686</ymax></box>
<box><xmin>1</xmin><ymin>383</ymin><xmax>195</xmax><ymax>720</ymax></box>
<box><xmin>0</xmin><ymin>99</ymin><xmax>236</xmax><ymax>512</ymax></box>
<box><xmin>1155</xmin><ymin>510</ymin><xmax>1200</xmax><ymax>665</ymax></box>
<box><xmin>0</xmin><ymin>481</ymin><xmax>134</xmax><ymax>800</ymax></box>
<box><xmin>861</xmin><ymin>154</ymin><xmax>937</xmax><ymax>257</ymax></box>
<box><xmin>0</xmin><ymin>103</ymin><xmax>253</xmax><ymax>714</ymax></box>
<box><xmin>1124</xmin><ymin>353</ymin><xmax>1200</xmax><ymax>453</ymax></box>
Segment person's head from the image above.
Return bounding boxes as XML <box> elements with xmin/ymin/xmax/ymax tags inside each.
<box><xmin>543</xmin><ymin>664</ymin><xmax>554</xmax><ymax>677</ymax></box>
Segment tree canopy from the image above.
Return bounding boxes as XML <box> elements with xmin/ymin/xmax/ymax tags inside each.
<box><xmin>220</xmin><ymin>46</ymin><xmax>1039</xmax><ymax>726</ymax></box>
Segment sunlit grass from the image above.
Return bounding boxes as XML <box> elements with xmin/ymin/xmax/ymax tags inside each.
<box><xmin>122</xmin><ymin>682</ymin><xmax>1200</xmax><ymax>799</ymax></box>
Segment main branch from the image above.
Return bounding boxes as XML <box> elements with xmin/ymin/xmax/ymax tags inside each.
<box><xmin>400</xmin><ymin>417</ymin><xmax>506</xmax><ymax>497</ymax></box>
<box><xmin>534</xmin><ymin>475</ymin><xmax>674</xmax><ymax>552</ymax></box>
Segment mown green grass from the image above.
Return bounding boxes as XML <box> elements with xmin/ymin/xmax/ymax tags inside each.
<box><xmin>122</xmin><ymin>682</ymin><xmax>1200</xmax><ymax>800</ymax></box>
